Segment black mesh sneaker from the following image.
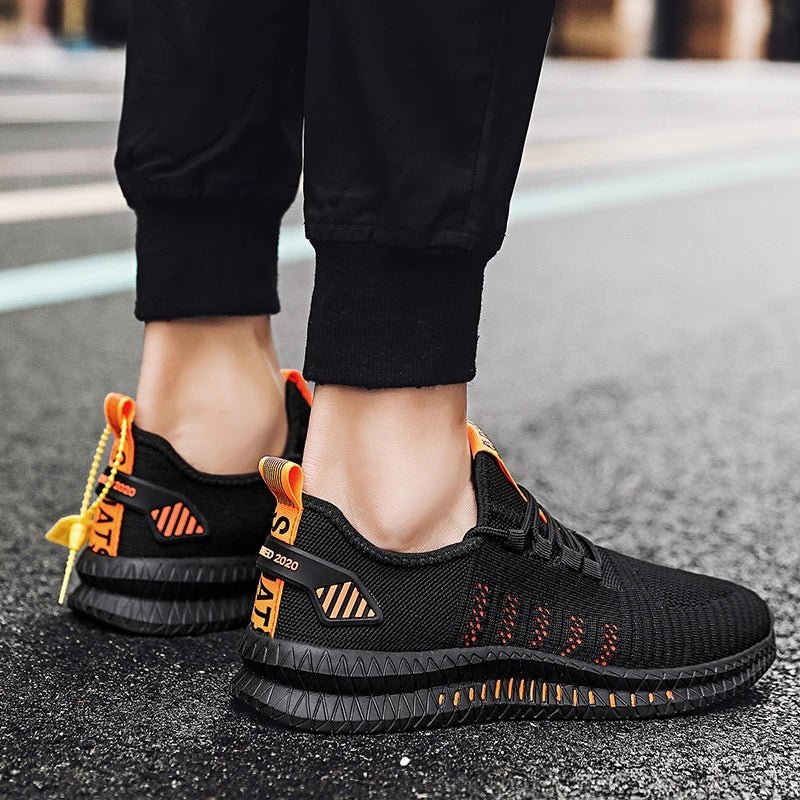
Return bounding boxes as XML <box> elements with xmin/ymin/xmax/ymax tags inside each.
<box><xmin>231</xmin><ymin>423</ymin><xmax>775</xmax><ymax>733</ymax></box>
<box><xmin>45</xmin><ymin>369</ymin><xmax>312</xmax><ymax>636</ymax></box>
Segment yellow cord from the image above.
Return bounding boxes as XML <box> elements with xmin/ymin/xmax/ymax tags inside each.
<box><xmin>56</xmin><ymin>418</ymin><xmax>129</xmax><ymax>605</ymax></box>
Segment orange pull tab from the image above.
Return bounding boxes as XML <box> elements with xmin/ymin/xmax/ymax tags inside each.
<box><xmin>467</xmin><ymin>422</ymin><xmax>527</xmax><ymax>502</ymax></box>
<box><xmin>252</xmin><ymin>457</ymin><xmax>304</xmax><ymax>636</ymax></box>
<box><xmin>258</xmin><ymin>456</ymin><xmax>304</xmax><ymax>544</ymax></box>
<box><xmin>103</xmin><ymin>393</ymin><xmax>136</xmax><ymax>471</ymax></box>
<box><xmin>281</xmin><ymin>369</ymin><xmax>314</xmax><ymax>407</ymax></box>
<box><xmin>87</xmin><ymin>394</ymin><xmax>136</xmax><ymax>557</ymax></box>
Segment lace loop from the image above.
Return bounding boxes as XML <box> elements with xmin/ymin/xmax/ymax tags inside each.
<box><xmin>502</xmin><ymin>486</ymin><xmax>602</xmax><ymax>579</ymax></box>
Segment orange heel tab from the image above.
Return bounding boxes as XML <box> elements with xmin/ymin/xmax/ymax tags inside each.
<box><xmin>467</xmin><ymin>422</ymin><xmax>527</xmax><ymax>502</ymax></box>
<box><xmin>252</xmin><ymin>457</ymin><xmax>304</xmax><ymax>636</ymax></box>
<box><xmin>103</xmin><ymin>393</ymin><xmax>136</xmax><ymax>434</ymax></box>
<box><xmin>259</xmin><ymin>457</ymin><xmax>304</xmax><ymax>513</ymax></box>
<box><xmin>281</xmin><ymin>369</ymin><xmax>313</xmax><ymax>407</ymax></box>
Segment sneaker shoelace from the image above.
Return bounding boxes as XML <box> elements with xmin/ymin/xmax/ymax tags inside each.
<box><xmin>478</xmin><ymin>485</ymin><xmax>602</xmax><ymax>579</ymax></box>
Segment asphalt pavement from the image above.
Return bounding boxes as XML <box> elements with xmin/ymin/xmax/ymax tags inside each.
<box><xmin>1</xmin><ymin>48</ymin><xmax>799</xmax><ymax>799</ymax></box>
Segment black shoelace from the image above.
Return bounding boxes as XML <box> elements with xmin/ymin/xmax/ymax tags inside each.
<box><xmin>479</xmin><ymin>485</ymin><xmax>602</xmax><ymax>580</ymax></box>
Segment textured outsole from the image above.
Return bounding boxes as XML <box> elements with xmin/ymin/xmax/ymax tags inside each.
<box><xmin>69</xmin><ymin>551</ymin><xmax>258</xmax><ymax>636</ymax></box>
<box><xmin>231</xmin><ymin>626</ymin><xmax>776</xmax><ymax>733</ymax></box>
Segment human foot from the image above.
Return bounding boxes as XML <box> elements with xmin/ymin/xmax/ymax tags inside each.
<box><xmin>231</xmin><ymin>424</ymin><xmax>774</xmax><ymax>732</ymax></box>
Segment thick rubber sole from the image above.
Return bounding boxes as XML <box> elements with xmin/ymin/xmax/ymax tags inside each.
<box><xmin>68</xmin><ymin>550</ymin><xmax>258</xmax><ymax>636</ymax></box>
<box><xmin>231</xmin><ymin>625</ymin><xmax>776</xmax><ymax>734</ymax></box>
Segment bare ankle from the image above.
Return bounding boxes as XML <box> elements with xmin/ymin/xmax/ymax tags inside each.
<box><xmin>302</xmin><ymin>384</ymin><xmax>477</xmax><ymax>552</ymax></box>
<box><xmin>135</xmin><ymin>316</ymin><xmax>287</xmax><ymax>474</ymax></box>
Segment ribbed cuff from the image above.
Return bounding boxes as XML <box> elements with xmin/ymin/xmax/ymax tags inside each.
<box><xmin>304</xmin><ymin>242</ymin><xmax>487</xmax><ymax>388</ymax></box>
<box><xmin>134</xmin><ymin>200</ymin><xmax>281</xmax><ymax>321</ymax></box>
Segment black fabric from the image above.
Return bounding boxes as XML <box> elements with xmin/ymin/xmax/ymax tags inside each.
<box><xmin>113</xmin><ymin>380</ymin><xmax>310</xmax><ymax>558</ymax></box>
<box><xmin>115</xmin><ymin>0</ymin><xmax>555</xmax><ymax>386</ymax></box>
<box><xmin>303</xmin><ymin>0</ymin><xmax>555</xmax><ymax>254</ymax></box>
<box><xmin>273</xmin><ymin>448</ymin><xmax>772</xmax><ymax>669</ymax></box>
<box><xmin>305</xmin><ymin>243</ymin><xmax>486</xmax><ymax>387</ymax></box>
<box><xmin>134</xmin><ymin>201</ymin><xmax>281</xmax><ymax>321</ymax></box>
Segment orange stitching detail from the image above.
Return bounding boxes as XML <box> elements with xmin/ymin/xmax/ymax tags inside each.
<box><xmin>560</xmin><ymin>614</ymin><xmax>585</xmax><ymax>657</ymax></box>
<box><xmin>464</xmin><ymin>581</ymin><xmax>490</xmax><ymax>647</ymax></box>
<box><xmin>530</xmin><ymin>605</ymin><xmax>551</xmax><ymax>649</ymax></box>
<box><xmin>594</xmin><ymin>622</ymin><xmax>620</xmax><ymax>667</ymax></box>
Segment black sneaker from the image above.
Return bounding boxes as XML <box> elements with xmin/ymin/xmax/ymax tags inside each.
<box><xmin>45</xmin><ymin>369</ymin><xmax>312</xmax><ymax>636</ymax></box>
<box><xmin>231</xmin><ymin>423</ymin><xmax>775</xmax><ymax>732</ymax></box>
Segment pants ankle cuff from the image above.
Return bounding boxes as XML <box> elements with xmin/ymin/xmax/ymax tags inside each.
<box><xmin>134</xmin><ymin>200</ymin><xmax>281</xmax><ymax>321</ymax></box>
<box><xmin>304</xmin><ymin>242</ymin><xmax>487</xmax><ymax>388</ymax></box>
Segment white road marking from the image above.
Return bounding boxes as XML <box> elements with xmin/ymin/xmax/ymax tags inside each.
<box><xmin>0</xmin><ymin>92</ymin><xmax>122</xmax><ymax>124</ymax></box>
<box><xmin>0</xmin><ymin>146</ymin><xmax>114</xmax><ymax>179</ymax></box>
<box><xmin>0</xmin><ymin>181</ymin><xmax>125</xmax><ymax>224</ymax></box>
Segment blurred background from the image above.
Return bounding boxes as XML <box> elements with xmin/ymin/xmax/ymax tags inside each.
<box><xmin>2</xmin><ymin>2</ymin><xmax>800</xmax><ymax>799</ymax></box>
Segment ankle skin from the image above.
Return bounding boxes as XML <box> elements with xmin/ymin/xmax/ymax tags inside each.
<box><xmin>135</xmin><ymin>316</ymin><xmax>287</xmax><ymax>474</ymax></box>
<box><xmin>301</xmin><ymin>384</ymin><xmax>477</xmax><ymax>552</ymax></box>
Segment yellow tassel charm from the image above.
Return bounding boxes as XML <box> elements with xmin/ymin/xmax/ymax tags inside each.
<box><xmin>44</xmin><ymin>417</ymin><xmax>129</xmax><ymax>605</ymax></box>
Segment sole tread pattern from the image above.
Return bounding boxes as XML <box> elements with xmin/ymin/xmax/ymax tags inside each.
<box><xmin>230</xmin><ymin>627</ymin><xmax>776</xmax><ymax>733</ymax></box>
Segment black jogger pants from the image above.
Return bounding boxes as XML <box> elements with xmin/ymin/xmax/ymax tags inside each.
<box><xmin>116</xmin><ymin>0</ymin><xmax>555</xmax><ymax>388</ymax></box>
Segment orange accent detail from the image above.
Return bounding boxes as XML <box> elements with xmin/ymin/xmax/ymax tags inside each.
<box><xmin>507</xmin><ymin>678</ymin><xmax>514</xmax><ymax>699</ymax></box>
<box><xmin>648</xmin><ymin>692</ymin><xmax>655</xmax><ymax>703</ymax></box>
<box><xmin>497</xmin><ymin>593</ymin><xmax>519</xmax><ymax>646</ymax></box>
<box><xmin>330</xmin><ymin>581</ymin><xmax>352</xmax><ymax>619</ymax></box>
<box><xmin>86</xmin><ymin>502</ymin><xmax>123</xmax><ymax>557</ymax></box>
<box><xmin>518</xmin><ymin>679</ymin><xmax>525</xmax><ymax>701</ymax></box>
<box><xmin>321</xmin><ymin>585</ymin><xmax>337</xmax><ymax>614</ymax></box>
<box><xmin>530</xmin><ymin>605</ymin><xmax>551</xmax><ymax>649</ymax></box>
<box><xmin>355</xmin><ymin>597</ymin><xmax>368</xmax><ymax>619</ymax></box>
<box><xmin>468</xmin><ymin>687</ymin><xmax>475</xmax><ymax>703</ymax></box>
<box><xmin>541</xmin><ymin>682</ymin><xmax>548</xmax><ymax>702</ymax></box>
<box><xmin>666</xmin><ymin>690</ymin><xmax>674</xmax><ymax>701</ymax></box>
<box><xmin>97</xmin><ymin>474</ymin><xmax>137</xmax><ymax>498</ymax></box>
<box><xmin>281</xmin><ymin>369</ymin><xmax>314</xmax><ymax>407</ymax></box>
<box><xmin>466</xmin><ymin>422</ymin><xmax>526</xmax><ymax>501</ymax></box>
<box><xmin>464</xmin><ymin>581</ymin><xmax>490</xmax><ymax>647</ymax></box>
<box><xmin>164</xmin><ymin>502</ymin><xmax>183</xmax><ymax>537</ymax></box>
<box><xmin>572</xmin><ymin>689</ymin><xmax>579</xmax><ymax>706</ymax></box>
<box><xmin>87</xmin><ymin>393</ymin><xmax>136</xmax><ymax>557</ymax></box>
<box><xmin>556</xmin><ymin>684</ymin><xmax>563</xmax><ymax>703</ymax></box>
<box><xmin>453</xmin><ymin>691</ymin><xmax>461</xmax><ymax>707</ymax></box>
<box><xmin>155</xmin><ymin>505</ymin><xmax>171</xmax><ymax>530</ymax></box>
<box><xmin>342</xmin><ymin>587</ymin><xmax>360</xmax><ymax>619</ymax></box>
<box><xmin>175</xmin><ymin>505</ymin><xmax>190</xmax><ymax>536</ymax></box>
<box><xmin>609</xmin><ymin>693</ymin><xmax>617</xmax><ymax>708</ymax></box>
<box><xmin>481</xmin><ymin>683</ymin><xmax>487</xmax><ymax>701</ymax></box>
<box><xmin>252</xmin><ymin>458</ymin><xmax>304</xmax><ymax>635</ymax></box>
<box><xmin>529</xmin><ymin>681</ymin><xmax>536</xmax><ymax>702</ymax></box>
<box><xmin>538</xmin><ymin>509</ymin><xmax>548</xmax><ymax>524</ymax></box>
<box><xmin>588</xmin><ymin>690</ymin><xmax>596</xmax><ymax>705</ymax></box>
<box><xmin>595</xmin><ymin>622</ymin><xmax>620</xmax><ymax>667</ymax></box>
<box><xmin>494</xmin><ymin>680</ymin><xmax>501</xmax><ymax>700</ymax></box>
<box><xmin>438</xmin><ymin>693</ymin><xmax>445</xmax><ymax>706</ymax></box>
<box><xmin>630</xmin><ymin>693</ymin><xmax>637</xmax><ymax>707</ymax></box>
<box><xmin>560</xmin><ymin>614</ymin><xmax>585</xmax><ymax>657</ymax></box>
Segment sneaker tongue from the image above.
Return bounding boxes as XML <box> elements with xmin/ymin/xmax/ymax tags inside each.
<box><xmin>467</xmin><ymin>424</ymin><xmax>527</xmax><ymax>531</ymax></box>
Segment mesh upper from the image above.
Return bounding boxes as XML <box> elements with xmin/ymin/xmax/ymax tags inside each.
<box><xmin>274</xmin><ymin>452</ymin><xmax>771</xmax><ymax>669</ymax></box>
